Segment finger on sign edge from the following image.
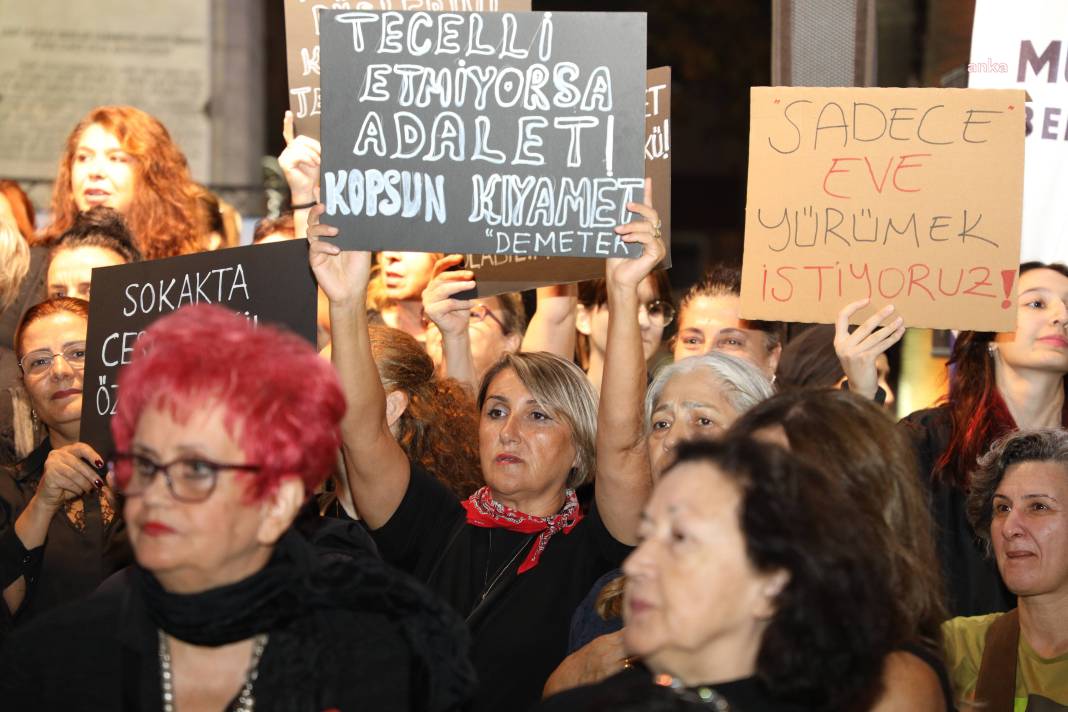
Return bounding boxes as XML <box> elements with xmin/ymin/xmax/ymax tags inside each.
<box><xmin>283</xmin><ymin>111</ymin><xmax>295</xmax><ymax>145</ymax></box>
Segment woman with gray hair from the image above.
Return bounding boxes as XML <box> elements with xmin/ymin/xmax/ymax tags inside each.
<box><xmin>943</xmin><ymin>428</ymin><xmax>1068</xmax><ymax>710</ymax></box>
<box><xmin>645</xmin><ymin>351</ymin><xmax>775</xmax><ymax>480</ymax></box>
<box><xmin>544</xmin><ymin>346</ymin><xmax>774</xmax><ymax>698</ymax></box>
<box><xmin>307</xmin><ymin>183</ymin><xmax>664</xmax><ymax>712</ymax></box>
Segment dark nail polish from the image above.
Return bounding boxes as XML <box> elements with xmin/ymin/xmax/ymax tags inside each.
<box><xmin>94</xmin><ymin>479</ymin><xmax>104</xmax><ymax>489</ymax></box>
<box><xmin>94</xmin><ymin>459</ymin><xmax>104</xmax><ymax>468</ymax></box>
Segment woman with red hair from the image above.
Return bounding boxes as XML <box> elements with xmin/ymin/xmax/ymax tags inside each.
<box><xmin>0</xmin><ymin>304</ymin><xmax>474</xmax><ymax>711</ymax></box>
<box><xmin>42</xmin><ymin>105</ymin><xmax>207</xmax><ymax>260</ymax></box>
<box><xmin>839</xmin><ymin>261</ymin><xmax>1068</xmax><ymax>619</ymax></box>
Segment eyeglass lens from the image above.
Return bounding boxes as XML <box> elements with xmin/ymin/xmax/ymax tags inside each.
<box><xmin>20</xmin><ymin>343</ymin><xmax>87</xmax><ymax>375</ymax></box>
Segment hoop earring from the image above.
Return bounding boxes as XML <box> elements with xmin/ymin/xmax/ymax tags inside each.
<box><xmin>30</xmin><ymin>408</ymin><xmax>39</xmax><ymax>430</ymax></box>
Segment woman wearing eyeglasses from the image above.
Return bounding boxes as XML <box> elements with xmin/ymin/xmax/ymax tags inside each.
<box><xmin>575</xmin><ymin>270</ymin><xmax>674</xmax><ymax>393</ymax></box>
<box><xmin>0</xmin><ymin>303</ymin><xmax>474</xmax><ymax>711</ymax></box>
<box><xmin>422</xmin><ymin>259</ymin><xmax>529</xmax><ymax>392</ymax></box>
<box><xmin>0</xmin><ymin>297</ymin><xmax>130</xmax><ymax>637</ymax></box>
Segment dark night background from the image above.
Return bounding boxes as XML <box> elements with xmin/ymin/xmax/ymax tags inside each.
<box><xmin>262</xmin><ymin>0</ymin><xmax>974</xmax><ymax>290</ymax></box>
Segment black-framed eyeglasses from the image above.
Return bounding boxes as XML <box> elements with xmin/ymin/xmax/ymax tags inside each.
<box><xmin>18</xmin><ymin>342</ymin><xmax>87</xmax><ymax>377</ymax></box>
<box><xmin>109</xmin><ymin>453</ymin><xmax>262</xmax><ymax>503</ymax></box>
<box><xmin>642</xmin><ymin>300</ymin><xmax>676</xmax><ymax>328</ymax></box>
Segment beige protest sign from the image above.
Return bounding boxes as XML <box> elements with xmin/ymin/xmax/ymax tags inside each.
<box><xmin>740</xmin><ymin>87</ymin><xmax>1026</xmax><ymax>332</ymax></box>
<box><xmin>284</xmin><ymin>0</ymin><xmax>531</xmax><ymax>140</ymax></box>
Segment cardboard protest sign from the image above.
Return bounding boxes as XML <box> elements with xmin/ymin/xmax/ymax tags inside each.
<box><xmin>467</xmin><ymin>66</ymin><xmax>672</xmax><ymax>296</ymax></box>
<box><xmin>284</xmin><ymin>0</ymin><xmax>531</xmax><ymax>140</ymax></box>
<box><xmin>970</xmin><ymin>0</ymin><xmax>1068</xmax><ymax>266</ymax></box>
<box><xmin>79</xmin><ymin>240</ymin><xmax>318</xmax><ymax>455</ymax></box>
<box><xmin>319</xmin><ymin>10</ymin><xmax>647</xmax><ymax>259</ymax></box>
<box><xmin>739</xmin><ymin>87</ymin><xmax>1025</xmax><ymax>332</ymax></box>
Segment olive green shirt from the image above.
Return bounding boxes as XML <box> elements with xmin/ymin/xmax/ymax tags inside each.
<box><xmin>943</xmin><ymin>612</ymin><xmax>1068</xmax><ymax>711</ymax></box>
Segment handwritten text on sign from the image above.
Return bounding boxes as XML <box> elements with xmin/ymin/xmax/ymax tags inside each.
<box><xmin>319</xmin><ymin>10</ymin><xmax>647</xmax><ymax>258</ymax></box>
<box><xmin>740</xmin><ymin>87</ymin><xmax>1026</xmax><ymax>332</ymax></box>
<box><xmin>283</xmin><ymin>0</ymin><xmax>530</xmax><ymax>140</ymax></box>
<box><xmin>79</xmin><ymin>240</ymin><xmax>318</xmax><ymax>456</ymax></box>
<box><xmin>466</xmin><ymin>66</ymin><xmax>672</xmax><ymax>296</ymax></box>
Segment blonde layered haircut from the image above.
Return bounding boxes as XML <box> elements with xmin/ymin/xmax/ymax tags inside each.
<box><xmin>477</xmin><ymin>351</ymin><xmax>598</xmax><ymax>488</ymax></box>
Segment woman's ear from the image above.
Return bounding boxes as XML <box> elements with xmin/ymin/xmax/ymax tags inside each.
<box><xmin>256</xmin><ymin>477</ymin><xmax>305</xmax><ymax>546</ymax></box>
<box><xmin>753</xmin><ymin>569</ymin><xmax>790</xmax><ymax>620</ymax></box>
<box><xmin>503</xmin><ymin>331</ymin><xmax>522</xmax><ymax>354</ymax></box>
<box><xmin>765</xmin><ymin>342</ymin><xmax>783</xmax><ymax>377</ymax></box>
<box><xmin>575</xmin><ymin>305</ymin><xmax>593</xmax><ymax>336</ymax></box>
<box><xmin>385</xmin><ymin>388</ymin><xmax>410</xmax><ymax>429</ymax></box>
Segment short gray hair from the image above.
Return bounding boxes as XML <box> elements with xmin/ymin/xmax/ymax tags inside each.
<box><xmin>969</xmin><ymin>428</ymin><xmax>1068</xmax><ymax>551</ymax></box>
<box><xmin>645</xmin><ymin>352</ymin><xmax>774</xmax><ymax>432</ymax></box>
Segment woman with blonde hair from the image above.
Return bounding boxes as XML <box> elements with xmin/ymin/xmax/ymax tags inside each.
<box><xmin>0</xmin><ymin>223</ymin><xmax>32</xmax><ymax>463</ymax></box>
<box><xmin>42</xmin><ymin>105</ymin><xmax>207</xmax><ymax>260</ymax></box>
<box><xmin>308</xmin><ymin>182</ymin><xmax>664</xmax><ymax>710</ymax></box>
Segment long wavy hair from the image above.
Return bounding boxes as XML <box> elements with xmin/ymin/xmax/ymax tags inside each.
<box><xmin>661</xmin><ymin>438</ymin><xmax>898</xmax><ymax>712</ymax></box>
<box><xmin>369</xmin><ymin>325</ymin><xmax>483</xmax><ymax>497</ymax></box>
<box><xmin>0</xmin><ymin>179</ymin><xmax>37</xmax><ymax>241</ymax></box>
<box><xmin>729</xmin><ymin>389</ymin><xmax>946</xmax><ymax>653</ymax></box>
<box><xmin>43</xmin><ymin>105</ymin><xmax>207</xmax><ymax>259</ymax></box>
<box><xmin>936</xmin><ymin>261</ymin><xmax>1068</xmax><ymax>489</ymax></box>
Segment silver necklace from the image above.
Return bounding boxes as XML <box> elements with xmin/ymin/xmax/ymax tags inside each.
<box><xmin>478</xmin><ymin>531</ymin><xmax>533</xmax><ymax>604</ymax></box>
<box><xmin>158</xmin><ymin>630</ymin><xmax>269</xmax><ymax>712</ymax></box>
<box><xmin>655</xmin><ymin>674</ymin><xmax>732</xmax><ymax>710</ymax></box>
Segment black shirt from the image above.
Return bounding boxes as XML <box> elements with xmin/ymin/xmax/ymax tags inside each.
<box><xmin>0</xmin><ymin>567</ymin><xmax>417</xmax><ymax>711</ymax></box>
<box><xmin>0</xmin><ymin>439</ymin><xmax>130</xmax><ymax>639</ymax></box>
<box><xmin>371</xmin><ymin>463</ymin><xmax>632</xmax><ymax>712</ymax></box>
<box><xmin>537</xmin><ymin>666</ymin><xmax>812</xmax><ymax>712</ymax></box>
<box><xmin>899</xmin><ymin>406</ymin><xmax>1013</xmax><ymax>617</ymax></box>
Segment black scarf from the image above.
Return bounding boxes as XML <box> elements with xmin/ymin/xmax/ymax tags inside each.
<box><xmin>133</xmin><ymin>524</ymin><xmax>475</xmax><ymax>712</ymax></box>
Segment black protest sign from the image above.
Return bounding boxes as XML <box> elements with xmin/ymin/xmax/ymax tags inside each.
<box><xmin>80</xmin><ymin>240</ymin><xmax>318</xmax><ymax>455</ymax></box>
<box><xmin>319</xmin><ymin>10</ymin><xmax>647</xmax><ymax>258</ymax></box>
<box><xmin>467</xmin><ymin>66</ymin><xmax>672</xmax><ymax>296</ymax></box>
<box><xmin>284</xmin><ymin>0</ymin><xmax>531</xmax><ymax>140</ymax></box>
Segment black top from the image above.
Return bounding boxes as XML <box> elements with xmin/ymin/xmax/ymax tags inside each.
<box><xmin>899</xmin><ymin>406</ymin><xmax>1013</xmax><ymax>618</ymax></box>
<box><xmin>0</xmin><ymin>556</ymin><xmax>456</xmax><ymax>711</ymax></box>
<box><xmin>537</xmin><ymin>666</ymin><xmax>812</xmax><ymax>712</ymax></box>
<box><xmin>569</xmin><ymin>568</ymin><xmax>623</xmax><ymax>653</ymax></box>
<box><xmin>0</xmin><ymin>439</ymin><xmax>130</xmax><ymax>639</ymax></box>
<box><xmin>371</xmin><ymin>463</ymin><xmax>632</xmax><ymax>712</ymax></box>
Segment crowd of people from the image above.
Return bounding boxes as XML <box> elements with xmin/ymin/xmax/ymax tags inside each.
<box><xmin>0</xmin><ymin>103</ymin><xmax>1065</xmax><ymax>712</ymax></box>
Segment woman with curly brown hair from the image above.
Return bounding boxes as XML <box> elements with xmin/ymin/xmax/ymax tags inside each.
<box><xmin>41</xmin><ymin>105</ymin><xmax>207</xmax><ymax>260</ymax></box>
<box><xmin>369</xmin><ymin>324</ymin><xmax>483</xmax><ymax>499</ymax></box>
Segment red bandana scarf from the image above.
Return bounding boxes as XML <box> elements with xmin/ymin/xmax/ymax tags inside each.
<box><xmin>461</xmin><ymin>487</ymin><xmax>584</xmax><ymax>574</ymax></box>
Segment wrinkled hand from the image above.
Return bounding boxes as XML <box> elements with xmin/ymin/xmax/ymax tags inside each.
<box><xmin>545</xmin><ymin>630</ymin><xmax>628</xmax><ymax>696</ymax></box>
<box><xmin>834</xmin><ymin>298</ymin><xmax>905</xmax><ymax>400</ymax></box>
<box><xmin>422</xmin><ymin>255</ymin><xmax>474</xmax><ymax>339</ymax></box>
<box><xmin>35</xmin><ymin>443</ymin><xmax>104</xmax><ymax>511</ymax></box>
<box><xmin>279</xmin><ymin>111</ymin><xmax>321</xmax><ymax>201</ymax></box>
<box><xmin>307</xmin><ymin>203</ymin><xmax>371</xmax><ymax>307</ymax></box>
<box><xmin>607</xmin><ymin>178</ymin><xmax>664</xmax><ymax>292</ymax></box>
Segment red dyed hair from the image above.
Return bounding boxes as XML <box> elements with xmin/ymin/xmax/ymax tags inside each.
<box><xmin>111</xmin><ymin>304</ymin><xmax>345</xmax><ymax>500</ymax></box>
<box><xmin>43</xmin><ymin>106</ymin><xmax>207</xmax><ymax>259</ymax></box>
<box><xmin>0</xmin><ymin>180</ymin><xmax>37</xmax><ymax>241</ymax></box>
<box><xmin>936</xmin><ymin>261</ymin><xmax>1068</xmax><ymax>488</ymax></box>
